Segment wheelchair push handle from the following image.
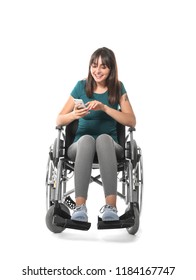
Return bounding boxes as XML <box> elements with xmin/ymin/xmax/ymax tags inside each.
<box><xmin>56</xmin><ymin>125</ymin><xmax>64</xmax><ymax>130</ymax></box>
<box><xmin>128</xmin><ymin>126</ymin><xmax>136</xmax><ymax>133</ymax></box>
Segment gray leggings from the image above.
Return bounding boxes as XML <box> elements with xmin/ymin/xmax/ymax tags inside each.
<box><xmin>67</xmin><ymin>134</ymin><xmax>124</xmax><ymax>199</ymax></box>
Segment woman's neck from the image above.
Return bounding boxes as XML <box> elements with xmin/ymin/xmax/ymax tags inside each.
<box><xmin>94</xmin><ymin>83</ymin><xmax>108</xmax><ymax>94</ymax></box>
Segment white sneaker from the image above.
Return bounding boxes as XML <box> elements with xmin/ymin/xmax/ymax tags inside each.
<box><xmin>100</xmin><ymin>205</ymin><xmax>119</xmax><ymax>221</ymax></box>
<box><xmin>71</xmin><ymin>204</ymin><xmax>88</xmax><ymax>222</ymax></box>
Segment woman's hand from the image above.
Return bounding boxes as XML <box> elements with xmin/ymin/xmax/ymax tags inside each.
<box><xmin>86</xmin><ymin>101</ymin><xmax>105</xmax><ymax>111</ymax></box>
<box><xmin>73</xmin><ymin>105</ymin><xmax>89</xmax><ymax>119</ymax></box>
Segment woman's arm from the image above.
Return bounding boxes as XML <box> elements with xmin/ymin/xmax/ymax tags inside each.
<box><xmin>105</xmin><ymin>93</ymin><xmax>136</xmax><ymax>127</ymax></box>
<box><xmin>86</xmin><ymin>93</ymin><xmax>136</xmax><ymax>127</ymax></box>
<box><xmin>56</xmin><ymin>96</ymin><xmax>89</xmax><ymax>126</ymax></box>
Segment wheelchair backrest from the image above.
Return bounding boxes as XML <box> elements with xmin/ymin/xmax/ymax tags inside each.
<box><xmin>65</xmin><ymin>119</ymin><xmax>125</xmax><ymax>152</ymax></box>
<box><xmin>64</xmin><ymin>120</ymin><xmax>79</xmax><ymax>152</ymax></box>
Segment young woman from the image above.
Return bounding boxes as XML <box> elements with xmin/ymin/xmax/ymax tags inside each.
<box><xmin>56</xmin><ymin>47</ymin><xmax>136</xmax><ymax>222</ymax></box>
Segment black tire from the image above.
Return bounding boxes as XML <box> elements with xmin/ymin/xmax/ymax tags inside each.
<box><xmin>135</xmin><ymin>152</ymin><xmax>143</xmax><ymax>213</ymax></box>
<box><xmin>45</xmin><ymin>204</ymin><xmax>70</xmax><ymax>233</ymax></box>
<box><xmin>126</xmin><ymin>204</ymin><xmax>140</xmax><ymax>235</ymax></box>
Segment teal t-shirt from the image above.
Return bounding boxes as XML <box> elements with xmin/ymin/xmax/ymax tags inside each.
<box><xmin>70</xmin><ymin>80</ymin><xmax>126</xmax><ymax>143</ymax></box>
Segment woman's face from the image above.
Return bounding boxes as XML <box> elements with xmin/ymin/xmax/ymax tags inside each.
<box><xmin>90</xmin><ymin>56</ymin><xmax>110</xmax><ymax>84</ymax></box>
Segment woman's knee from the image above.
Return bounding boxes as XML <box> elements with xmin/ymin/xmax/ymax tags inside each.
<box><xmin>96</xmin><ymin>134</ymin><xmax>115</xmax><ymax>158</ymax></box>
<box><xmin>96</xmin><ymin>134</ymin><xmax>113</xmax><ymax>146</ymax></box>
<box><xmin>67</xmin><ymin>135</ymin><xmax>95</xmax><ymax>161</ymax></box>
<box><xmin>96</xmin><ymin>134</ymin><xmax>123</xmax><ymax>160</ymax></box>
<box><xmin>78</xmin><ymin>135</ymin><xmax>95</xmax><ymax>146</ymax></box>
<box><xmin>77</xmin><ymin>135</ymin><xmax>96</xmax><ymax>157</ymax></box>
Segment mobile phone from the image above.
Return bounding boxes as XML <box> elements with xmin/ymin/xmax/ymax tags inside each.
<box><xmin>74</xmin><ymin>99</ymin><xmax>86</xmax><ymax>108</ymax></box>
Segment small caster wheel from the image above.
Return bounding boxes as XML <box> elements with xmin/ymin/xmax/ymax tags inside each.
<box><xmin>45</xmin><ymin>204</ymin><xmax>70</xmax><ymax>233</ymax></box>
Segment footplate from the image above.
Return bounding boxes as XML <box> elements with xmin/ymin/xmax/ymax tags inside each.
<box><xmin>52</xmin><ymin>201</ymin><xmax>91</xmax><ymax>231</ymax></box>
<box><xmin>53</xmin><ymin>215</ymin><xmax>91</xmax><ymax>231</ymax></box>
<box><xmin>97</xmin><ymin>209</ymin><xmax>134</xmax><ymax>230</ymax></box>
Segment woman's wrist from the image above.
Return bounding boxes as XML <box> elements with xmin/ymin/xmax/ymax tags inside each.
<box><xmin>103</xmin><ymin>104</ymin><xmax>108</xmax><ymax>112</ymax></box>
<box><xmin>71</xmin><ymin>110</ymin><xmax>77</xmax><ymax>120</ymax></box>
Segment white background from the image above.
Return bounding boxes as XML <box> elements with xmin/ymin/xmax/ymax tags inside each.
<box><xmin>1</xmin><ymin>0</ymin><xmax>196</xmax><ymax>279</ymax></box>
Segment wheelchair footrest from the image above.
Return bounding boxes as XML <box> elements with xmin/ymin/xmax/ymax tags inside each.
<box><xmin>97</xmin><ymin>209</ymin><xmax>134</xmax><ymax>230</ymax></box>
<box><xmin>52</xmin><ymin>201</ymin><xmax>91</xmax><ymax>231</ymax></box>
<box><xmin>53</xmin><ymin>215</ymin><xmax>91</xmax><ymax>231</ymax></box>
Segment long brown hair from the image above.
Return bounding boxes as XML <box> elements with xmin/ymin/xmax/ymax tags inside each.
<box><xmin>86</xmin><ymin>47</ymin><xmax>121</xmax><ymax>105</ymax></box>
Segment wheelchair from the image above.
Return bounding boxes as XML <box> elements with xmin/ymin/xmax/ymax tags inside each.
<box><xmin>45</xmin><ymin>120</ymin><xmax>143</xmax><ymax>235</ymax></box>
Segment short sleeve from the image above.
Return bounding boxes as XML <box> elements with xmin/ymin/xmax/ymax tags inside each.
<box><xmin>120</xmin><ymin>81</ymin><xmax>127</xmax><ymax>96</ymax></box>
<box><xmin>70</xmin><ymin>81</ymin><xmax>81</xmax><ymax>99</ymax></box>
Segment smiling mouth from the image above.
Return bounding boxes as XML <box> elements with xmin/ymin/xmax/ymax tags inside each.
<box><xmin>94</xmin><ymin>75</ymin><xmax>103</xmax><ymax>79</ymax></box>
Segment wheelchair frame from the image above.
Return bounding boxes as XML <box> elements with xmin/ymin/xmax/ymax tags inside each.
<box><xmin>45</xmin><ymin>121</ymin><xmax>143</xmax><ymax>234</ymax></box>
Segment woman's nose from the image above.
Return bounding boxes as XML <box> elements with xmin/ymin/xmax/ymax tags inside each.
<box><xmin>95</xmin><ymin>66</ymin><xmax>101</xmax><ymax>73</ymax></box>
